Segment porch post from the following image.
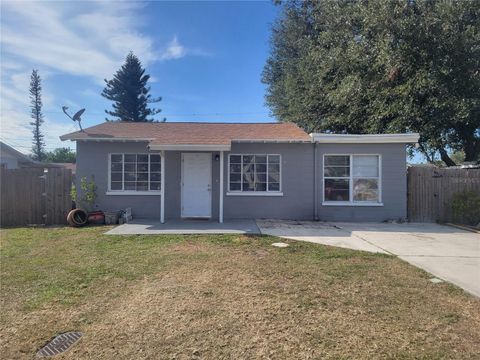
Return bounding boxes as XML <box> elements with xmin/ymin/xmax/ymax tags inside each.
<box><xmin>160</xmin><ymin>150</ymin><xmax>165</xmax><ymax>223</ymax></box>
<box><xmin>219</xmin><ymin>151</ymin><xmax>224</xmax><ymax>223</ymax></box>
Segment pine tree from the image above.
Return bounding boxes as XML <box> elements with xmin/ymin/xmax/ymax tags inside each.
<box><xmin>102</xmin><ymin>52</ymin><xmax>163</xmax><ymax>122</ymax></box>
<box><xmin>30</xmin><ymin>69</ymin><xmax>45</xmax><ymax>161</ymax></box>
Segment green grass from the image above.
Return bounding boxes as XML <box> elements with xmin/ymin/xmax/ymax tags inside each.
<box><xmin>2</xmin><ymin>227</ymin><xmax>225</xmax><ymax>309</ymax></box>
<box><xmin>1</xmin><ymin>226</ymin><xmax>479</xmax><ymax>359</ymax></box>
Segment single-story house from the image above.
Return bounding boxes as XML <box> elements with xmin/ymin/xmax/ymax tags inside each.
<box><xmin>60</xmin><ymin>122</ymin><xmax>419</xmax><ymax>222</ymax></box>
<box><xmin>0</xmin><ymin>142</ymin><xmax>77</xmax><ymax>174</ymax></box>
<box><xmin>0</xmin><ymin>141</ymin><xmax>38</xmax><ymax>169</ymax></box>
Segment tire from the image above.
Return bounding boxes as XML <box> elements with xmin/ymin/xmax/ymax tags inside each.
<box><xmin>67</xmin><ymin>209</ymin><xmax>88</xmax><ymax>227</ymax></box>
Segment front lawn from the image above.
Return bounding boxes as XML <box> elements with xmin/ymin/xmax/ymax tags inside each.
<box><xmin>1</xmin><ymin>227</ymin><xmax>479</xmax><ymax>359</ymax></box>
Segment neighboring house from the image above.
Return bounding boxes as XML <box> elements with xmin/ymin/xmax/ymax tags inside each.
<box><xmin>0</xmin><ymin>141</ymin><xmax>38</xmax><ymax>169</ymax></box>
<box><xmin>60</xmin><ymin>122</ymin><xmax>419</xmax><ymax>222</ymax></box>
<box><xmin>0</xmin><ymin>142</ymin><xmax>76</xmax><ymax>174</ymax></box>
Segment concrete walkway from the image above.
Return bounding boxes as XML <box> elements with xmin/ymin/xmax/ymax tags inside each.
<box><xmin>106</xmin><ymin>219</ymin><xmax>260</xmax><ymax>235</ymax></box>
<box><xmin>257</xmin><ymin>220</ymin><xmax>480</xmax><ymax>297</ymax></box>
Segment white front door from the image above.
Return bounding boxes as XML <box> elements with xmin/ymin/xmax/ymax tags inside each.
<box><xmin>181</xmin><ymin>153</ymin><xmax>212</xmax><ymax>218</ymax></box>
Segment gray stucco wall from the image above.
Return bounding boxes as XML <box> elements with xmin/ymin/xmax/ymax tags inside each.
<box><xmin>76</xmin><ymin>141</ymin><xmax>161</xmax><ymax>219</ymax></box>
<box><xmin>223</xmin><ymin>143</ymin><xmax>315</xmax><ymax>220</ymax></box>
<box><xmin>76</xmin><ymin>140</ymin><xmax>407</xmax><ymax>222</ymax></box>
<box><xmin>76</xmin><ymin>142</ymin><xmax>219</xmax><ymax>219</ymax></box>
<box><xmin>76</xmin><ymin>141</ymin><xmax>315</xmax><ymax>220</ymax></box>
<box><xmin>316</xmin><ymin>143</ymin><xmax>408</xmax><ymax>222</ymax></box>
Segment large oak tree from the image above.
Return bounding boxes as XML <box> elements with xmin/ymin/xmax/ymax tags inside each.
<box><xmin>263</xmin><ymin>0</ymin><xmax>480</xmax><ymax>164</ymax></box>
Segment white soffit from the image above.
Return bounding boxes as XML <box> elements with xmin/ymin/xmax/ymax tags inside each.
<box><xmin>311</xmin><ymin>133</ymin><xmax>420</xmax><ymax>144</ymax></box>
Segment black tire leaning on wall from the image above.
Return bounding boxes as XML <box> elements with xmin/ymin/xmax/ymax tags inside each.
<box><xmin>67</xmin><ymin>209</ymin><xmax>88</xmax><ymax>227</ymax></box>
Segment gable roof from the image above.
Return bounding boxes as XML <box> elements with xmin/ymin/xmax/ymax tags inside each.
<box><xmin>60</xmin><ymin>121</ymin><xmax>312</xmax><ymax>149</ymax></box>
<box><xmin>0</xmin><ymin>141</ymin><xmax>36</xmax><ymax>164</ymax></box>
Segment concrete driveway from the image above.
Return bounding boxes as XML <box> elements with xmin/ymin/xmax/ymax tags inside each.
<box><xmin>257</xmin><ymin>220</ymin><xmax>480</xmax><ymax>297</ymax></box>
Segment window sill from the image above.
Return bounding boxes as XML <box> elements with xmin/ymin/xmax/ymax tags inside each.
<box><xmin>106</xmin><ymin>191</ymin><xmax>161</xmax><ymax>196</ymax></box>
<box><xmin>226</xmin><ymin>192</ymin><xmax>284</xmax><ymax>197</ymax></box>
<box><xmin>322</xmin><ymin>202</ymin><xmax>383</xmax><ymax>207</ymax></box>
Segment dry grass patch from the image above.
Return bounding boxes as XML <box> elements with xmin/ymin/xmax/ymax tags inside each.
<box><xmin>1</xmin><ymin>227</ymin><xmax>479</xmax><ymax>359</ymax></box>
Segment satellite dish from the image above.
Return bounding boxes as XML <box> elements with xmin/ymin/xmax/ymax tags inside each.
<box><xmin>73</xmin><ymin>108</ymin><xmax>85</xmax><ymax>121</ymax></box>
<box><xmin>62</xmin><ymin>106</ymin><xmax>85</xmax><ymax>131</ymax></box>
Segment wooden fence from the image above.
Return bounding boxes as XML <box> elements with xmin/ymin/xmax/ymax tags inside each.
<box><xmin>0</xmin><ymin>167</ymin><xmax>72</xmax><ymax>227</ymax></box>
<box><xmin>407</xmin><ymin>166</ymin><xmax>480</xmax><ymax>223</ymax></box>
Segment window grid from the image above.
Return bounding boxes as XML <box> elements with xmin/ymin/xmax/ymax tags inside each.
<box><xmin>323</xmin><ymin>155</ymin><xmax>380</xmax><ymax>203</ymax></box>
<box><xmin>323</xmin><ymin>155</ymin><xmax>350</xmax><ymax>202</ymax></box>
<box><xmin>109</xmin><ymin>153</ymin><xmax>161</xmax><ymax>192</ymax></box>
<box><xmin>228</xmin><ymin>154</ymin><xmax>281</xmax><ymax>193</ymax></box>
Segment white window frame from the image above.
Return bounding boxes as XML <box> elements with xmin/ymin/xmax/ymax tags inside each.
<box><xmin>106</xmin><ymin>153</ymin><xmax>162</xmax><ymax>195</ymax></box>
<box><xmin>226</xmin><ymin>154</ymin><xmax>283</xmax><ymax>196</ymax></box>
<box><xmin>322</xmin><ymin>154</ymin><xmax>383</xmax><ymax>206</ymax></box>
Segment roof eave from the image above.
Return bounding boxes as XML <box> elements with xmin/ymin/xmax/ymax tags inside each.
<box><xmin>232</xmin><ymin>138</ymin><xmax>312</xmax><ymax>144</ymax></box>
<box><xmin>310</xmin><ymin>133</ymin><xmax>420</xmax><ymax>144</ymax></box>
<box><xmin>60</xmin><ymin>137</ymin><xmax>154</xmax><ymax>142</ymax></box>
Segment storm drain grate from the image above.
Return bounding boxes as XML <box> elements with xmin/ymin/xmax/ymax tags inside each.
<box><xmin>36</xmin><ymin>332</ymin><xmax>82</xmax><ymax>357</ymax></box>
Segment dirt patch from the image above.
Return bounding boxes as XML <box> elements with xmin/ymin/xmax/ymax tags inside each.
<box><xmin>169</xmin><ymin>240</ymin><xmax>211</xmax><ymax>254</ymax></box>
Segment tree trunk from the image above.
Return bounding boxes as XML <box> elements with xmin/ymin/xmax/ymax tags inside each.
<box><xmin>463</xmin><ymin>140</ymin><xmax>479</xmax><ymax>163</ymax></box>
<box><xmin>418</xmin><ymin>143</ymin><xmax>434</xmax><ymax>164</ymax></box>
<box><xmin>439</xmin><ymin>148</ymin><xmax>457</xmax><ymax>167</ymax></box>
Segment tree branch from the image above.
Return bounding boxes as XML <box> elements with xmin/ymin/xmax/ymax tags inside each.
<box><xmin>418</xmin><ymin>143</ymin><xmax>433</xmax><ymax>164</ymax></box>
<box><xmin>438</xmin><ymin>148</ymin><xmax>457</xmax><ymax>167</ymax></box>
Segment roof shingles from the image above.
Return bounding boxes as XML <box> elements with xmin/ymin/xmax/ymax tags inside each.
<box><xmin>60</xmin><ymin>122</ymin><xmax>311</xmax><ymax>145</ymax></box>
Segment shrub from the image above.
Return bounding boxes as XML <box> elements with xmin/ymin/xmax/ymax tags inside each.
<box><xmin>70</xmin><ymin>183</ymin><xmax>77</xmax><ymax>203</ymax></box>
<box><xmin>451</xmin><ymin>190</ymin><xmax>480</xmax><ymax>226</ymax></box>
<box><xmin>79</xmin><ymin>176</ymin><xmax>97</xmax><ymax>211</ymax></box>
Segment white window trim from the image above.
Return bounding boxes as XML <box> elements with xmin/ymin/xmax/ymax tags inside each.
<box><xmin>226</xmin><ymin>191</ymin><xmax>284</xmax><ymax>197</ymax></box>
<box><xmin>322</xmin><ymin>154</ymin><xmax>383</xmax><ymax>206</ymax></box>
<box><xmin>227</xmin><ymin>154</ymin><xmax>283</xmax><ymax>195</ymax></box>
<box><xmin>106</xmin><ymin>191</ymin><xmax>161</xmax><ymax>196</ymax></box>
<box><xmin>107</xmin><ymin>153</ymin><xmax>162</xmax><ymax>195</ymax></box>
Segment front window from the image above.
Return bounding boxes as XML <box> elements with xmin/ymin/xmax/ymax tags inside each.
<box><xmin>324</xmin><ymin>155</ymin><xmax>380</xmax><ymax>203</ymax></box>
<box><xmin>229</xmin><ymin>154</ymin><xmax>281</xmax><ymax>192</ymax></box>
<box><xmin>110</xmin><ymin>153</ymin><xmax>161</xmax><ymax>191</ymax></box>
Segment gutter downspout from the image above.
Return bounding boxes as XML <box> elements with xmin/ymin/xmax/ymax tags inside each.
<box><xmin>314</xmin><ymin>142</ymin><xmax>319</xmax><ymax>221</ymax></box>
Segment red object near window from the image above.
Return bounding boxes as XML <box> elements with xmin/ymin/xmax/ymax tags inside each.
<box><xmin>87</xmin><ymin>211</ymin><xmax>105</xmax><ymax>225</ymax></box>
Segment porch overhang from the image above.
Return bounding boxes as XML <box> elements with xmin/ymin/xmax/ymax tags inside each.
<box><xmin>148</xmin><ymin>144</ymin><xmax>231</xmax><ymax>151</ymax></box>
